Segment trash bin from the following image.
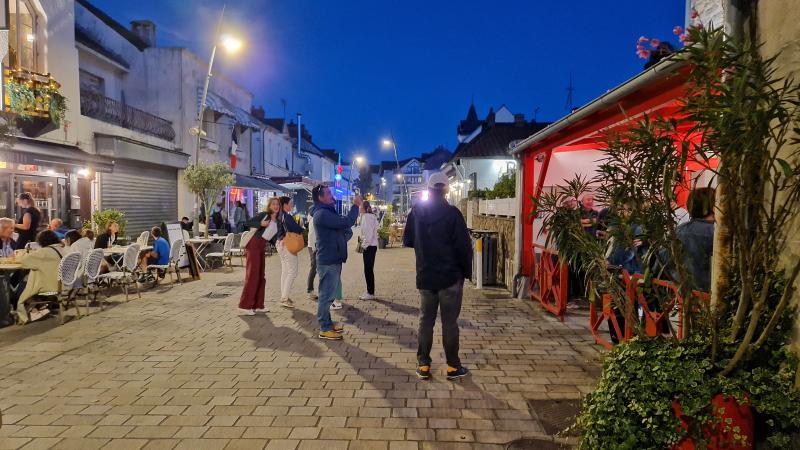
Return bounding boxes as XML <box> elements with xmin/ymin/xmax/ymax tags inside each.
<box><xmin>470</xmin><ymin>230</ymin><xmax>498</xmax><ymax>286</ymax></box>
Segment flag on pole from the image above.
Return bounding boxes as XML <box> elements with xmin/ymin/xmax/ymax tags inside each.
<box><xmin>230</xmin><ymin>126</ymin><xmax>239</xmax><ymax>169</ymax></box>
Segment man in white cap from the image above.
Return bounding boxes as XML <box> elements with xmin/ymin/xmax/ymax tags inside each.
<box><xmin>403</xmin><ymin>172</ymin><xmax>472</xmax><ymax>380</ymax></box>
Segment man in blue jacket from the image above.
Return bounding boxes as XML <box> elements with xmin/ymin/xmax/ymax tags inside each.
<box><xmin>403</xmin><ymin>172</ymin><xmax>472</xmax><ymax>380</ymax></box>
<box><xmin>311</xmin><ymin>184</ymin><xmax>362</xmax><ymax>340</ymax></box>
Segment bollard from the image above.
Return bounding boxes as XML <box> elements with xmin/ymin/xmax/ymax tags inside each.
<box><xmin>475</xmin><ymin>236</ymin><xmax>483</xmax><ymax>289</ymax></box>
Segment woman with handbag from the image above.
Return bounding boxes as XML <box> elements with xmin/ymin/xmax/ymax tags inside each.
<box><xmin>275</xmin><ymin>196</ymin><xmax>304</xmax><ymax>308</ymax></box>
<box><xmin>358</xmin><ymin>201</ymin><xmax>380</xmax><ymax>300</ymax></box>
<box><xmin>238</xmin><ymin>197</ymin><xmax>280</xmax><ymax>316</ymax></box>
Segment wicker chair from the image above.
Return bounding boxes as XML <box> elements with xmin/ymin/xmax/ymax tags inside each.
<box><xmin>229</xmin><ymin>233</ymin><xmax>246</xmax><ymax>266</ymax></box>
<box><xmin>136</xmin><ymin>231</ymin><xmax>150</xmax><ymax>248</ymax></box>
<box><xmin>147</xmin><ymin>239</ymin><xmax>184</xmax><ymax>285</ymax></box>
<box><xmin>84</xmin><ymin>248</ymin><xmax>107</xmax><ymax>311</ymax></box>
<box><xmin>206</xmin><ymin>234</ymin><xmax>235</xmax><ymax>271</ymax></box>
<box><xmin>20</xmin><ymin>252</ymin><xmax>84</xmax><ymax>325</ymax></box>
<box><xmin>97</xmin><ymin>244</ymin><xmax>141</xmax><ymax>301</ymax></box>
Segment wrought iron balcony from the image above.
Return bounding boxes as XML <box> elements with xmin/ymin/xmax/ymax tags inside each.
<box><xmin>80</xmin><ymin>90</ymin><xmax>176</xmax><ymax>142</ymax></box>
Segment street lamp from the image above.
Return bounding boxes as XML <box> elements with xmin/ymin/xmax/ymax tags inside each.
<box><xmin>348</xmin><ymin>155</ymin><xmax>365</xmax><ymax>207</ymax></box>
<box><xmin>190</xmin><ymin>4</ymin><xmax>243</xmax><ymax>234</ymax></box>
<box><xmin>382</xmin><ymin>136</ymin><xmax>409</xmax><ymax>214</ymax></box>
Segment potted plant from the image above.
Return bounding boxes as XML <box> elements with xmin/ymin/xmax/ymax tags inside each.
<box><xmin>536</xmin><ymin>26</ymin><xmax>800</xmax><ymax>449</ymax></box>
<box><xmin>86</xmin><ymin>209</ymin><xmax>127</xmax><ymax>240</ymax></box>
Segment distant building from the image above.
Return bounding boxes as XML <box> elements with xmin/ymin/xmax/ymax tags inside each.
<box><xmin>443</xmin><ymin>103</ymin><xmax>548</xmax><ymax>204</ymax></box>
<box><xmin>379</xmin><ymin>145</ymin><xmax>451</xmax><ymax>211</ymax></box>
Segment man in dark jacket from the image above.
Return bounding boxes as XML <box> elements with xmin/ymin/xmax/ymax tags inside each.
<box><xmin>403</xmin><ymin>172</ymin><xmax>472</xmax><ymax>380</ymax></box>
<box><xmin>311</xmin><ymin>184</ymin><xmax>361</xmax><ymax>340</ymax></box>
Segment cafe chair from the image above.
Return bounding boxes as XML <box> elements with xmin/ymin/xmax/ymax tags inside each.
<box><xmin>84</xmin><ymin>249</ymin><xmax>108</xmax><ymax>310</ymax></box>
<box><xmin>147</xmin><ymin>238</ymin><xmax>184</xmax><ymax>285</ymax></box>
<box><xmin>229</xmin><ymin>233</ymin><xmax>246</xmax><ymax>266</ymax></box>
<box><xmin>20</xmin><ymin>252</ymin><xmax>84</xmax><ymax>325</ymax></box>
<box><xmin>136</xmin><ymin>231</ymin><xmax>150</xmax><ymax>248</ymax></box>
<box><xmin>205</xmin><ymin>234</ymin><xmax>235</xmax><ymax>271</ymax></box>
<box><xmin>98</xmin><ymin>244</ymin><xmax>141</xmax><ymax>302</ymax></box>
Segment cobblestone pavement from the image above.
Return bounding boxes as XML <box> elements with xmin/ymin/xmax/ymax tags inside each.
<box><xmin>0</xmin><ymin>242</ymin><xmax>602</xmax><ymax>450</ymax></box>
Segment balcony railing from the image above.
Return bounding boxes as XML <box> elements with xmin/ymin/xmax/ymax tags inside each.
<box><xmin>80</xmin><ymin>90</ymin><xmax>176</xmax><ymax>142</ymax></box>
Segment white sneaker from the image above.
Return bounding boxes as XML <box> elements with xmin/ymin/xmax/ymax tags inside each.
<box><xmin>254</xmin><ymin>308</ymin><xmax>269</xmax><ymax>313</ymax></box>
<box><xmin>330</xmin><ymin>300</ymin><xmax>343</xmax><ymax>310</ymax></box>
<box><xmin>238</xmin><ymin>308</ymin><xmax>256</xmax><ymax>316</ymax></box>
<box><xmin>359</xmin><ymin>293</ymin><xmax>376</xmax><ymax>300</ymax></box>
<box><xmin>308</xmin><ymin>292</ymin><xmax>319</xmax><ymax>300</ymax></box>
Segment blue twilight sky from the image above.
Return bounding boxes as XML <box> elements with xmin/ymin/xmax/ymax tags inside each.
<box><xmin>93</xmin><ymin>0</ymin><xmax>685</xmax><ymax>162</ymax></box>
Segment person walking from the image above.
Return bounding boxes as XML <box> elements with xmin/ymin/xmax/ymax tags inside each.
<box><xmin>359</xmin><ymin>201</ymin><xmax>379</xmax><ymax>300</ymax></box>
<box><xmin>14</xmin><ymin>192</ymin><xmax>41</xmax><ymax>250</ymax></box>
<box><xmin>239</xmin><ymin>197</ymin><xmax>280</xmax><ymax>315</ymax></box>
<box><xmin>233</xmin><ymin>201</ymin><xmax>247</xmax><ymax>233</ymax></box>
<box><xmin>311</xmin><ymin>184</ymin><xmax>361</xmax><ymax>340</ymax></box>
<box><xmin>306</xmin><ymin>208</ymin><xmax>318</xmax><ymax>300</ymax></box>
<box><xmin>275</xmin><ymin>196</ymin><xmax>303</xmax><ymax>309</ymax></box>
<box><xmin>403</xmin><ymin>172</ymin><xmax>472</xmax><ymax>380</ymax></box>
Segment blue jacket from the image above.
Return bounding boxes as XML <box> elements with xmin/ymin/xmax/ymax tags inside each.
<box><xmin>275</xmin><ymin>211</ymin><xmax>303</xmax><ymax>241</ymax></box>
<box><xmin>312</xmin><ymin>202</ymin><xmax>359</xmax><ymax>266</ymax></box>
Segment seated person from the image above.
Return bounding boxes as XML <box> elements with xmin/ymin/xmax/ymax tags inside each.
<box><xmin>48</xmin><ymin>218</ymin><xmax>70</xmax><ymax>240</ymax></box>
<box><xmin>15</xmin><ymin>230</ymin><xmax>64</xmax><ymax>324</ymax></box>
<box><xmin>65</xmin><ymin>230</ymin><xmax>93</xmax><ymax>260</ymax></box>
<box><xmin>139</xmin><ymin>227</ymin><xmax>170</xmax><ymax>280</ymax></box>
<box><xmin>94</xmin><ymin>221</ymin><xmax>119</xmax><ymax>249</ymax></box>
<box><xmin>0</xmin><ymin>217</ymin><xmax>17</xmax><ymax>258</ymax></box>
<box><xmin>180</xmin><ymin>217</ymin><xmax>193</xmax><ymax>232</ymax></box>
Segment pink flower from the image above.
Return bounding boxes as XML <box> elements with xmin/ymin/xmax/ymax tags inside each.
<box><xmin>691</xmin><ymin>8</ymin><xmax>699</xmax><ymax>19</ymax></box>
<box><xmin>673</xmin><ymin>26</ymin><xmax>683</xmax><ymax>35</ymax></box>
<box><xmin>636</xmin><ymin>43</ymin><xmax>645</xmax><ymax>51</ymax></box>
<box><xmin>637</xmin><ymin>49</ymin><xmax>651</xmax><ymax>59</ymax></box>
<box><xmin>679</xmin><ymin>33</ymin><xmax>689</xmax><ymax>43</ymax></box>
<box><xmin>650</xmin><ymin>38</ymin><xmax>661</xmax><ymax>48</ymax></box>
<box><xmin>638</xmin><ymin>36</ymin><xmax>648</xmax><ymax>43</ymax></box>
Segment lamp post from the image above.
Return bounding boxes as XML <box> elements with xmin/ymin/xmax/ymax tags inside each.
<box><xmin>189</xmin><ymin>4</ymin><xmax>242</xmax><ymax>234</ymax></box>
<box><xmin>382</xmin><ymin>136</ymin><xmax>409</xmax><ymax>214</ymax></box>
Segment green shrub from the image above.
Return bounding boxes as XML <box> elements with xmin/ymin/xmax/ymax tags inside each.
<box><xmin>85</xmin><ymin>209</ymin><xmax>127</xmax><ymax>237</ymax></box>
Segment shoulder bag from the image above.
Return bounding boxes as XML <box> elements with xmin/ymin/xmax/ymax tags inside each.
<box><xmin>281</xmin><ymin>214</ymin><xmax>305</xmax><ymax>255</ymax></box>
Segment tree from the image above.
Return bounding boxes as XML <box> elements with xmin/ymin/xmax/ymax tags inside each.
<box><xmin>356</xmin><ymin>165</ymin><xmax>374</xmax><ymax>197</ymax></box>
<box><xmin>183</xmin><ymin>162</ymin><xmax>235</xmax><ymax>237</ymax></box>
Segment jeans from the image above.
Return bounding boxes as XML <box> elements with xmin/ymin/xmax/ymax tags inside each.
<box><xmin>417</xmin><ymin>279</ymin><xmax>464</xmax><ymax>368</ymax></box>
<box><xmin>362</xmin><ymin>246</ymin><xmax>377</xmax><ymax>295</ymax></box>
<box><xmin>317</xmin><ymin>263</ymin><xmax>341</xmax><ymax>331</ymax></box>
<box><xmin>278</xmin><ymin>241</ymin><xmax>298</xmax><ymax>300</ymax></box>
<box><xmin>307</xmin><ymin>248</ymin><xmax>317</xmax><ymax>293</ymax></box>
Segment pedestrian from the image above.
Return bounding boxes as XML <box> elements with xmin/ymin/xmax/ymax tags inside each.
<box><xmin>234</xmin><ymin>200</ymin><xmax>247</xmax><ymax>233</ymax></box>
<box><xmin>211</xmin><ymin>202</ymin><xmax>224</xmax><ymax>232</ymax></box>
<box><xmin>306</xmin><ymin>208</ymin><xmax>318</xmax><ymax>300</ymax></box>
<box><xmin>311</xmin><ymin>184</ymin><xmax>361</xmax><ymax>340</ymax></box>
<box><xmin>676</xmin><ymin>188</ymin><xmax>715</xmax><ymax>292</ymax></box>
<box><xmin>358</xmin><ymin>201</ymin><xmax>379</xmax><ymax>300</ymax></box>
<box><xmin>238</xmin><ymin>197</ymin><xmax>280</xmax><ymax>315</ymax></box>
<box><xmin>275</xmin><ymin>196</ymin><xmax>303</xmax><ymax>309</ymax></box>
<box><xmin>403</xmin><ymin>172</ymin><xmax>472</xmax><ymax>380</ymax></box>
<box><xmin>13</xmin><ymin>192</ymin><xmax>41</xmax><ymax>250</ymax></box>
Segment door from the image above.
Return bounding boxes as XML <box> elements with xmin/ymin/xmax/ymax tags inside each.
<box><xmin>13</xmin><ymin>175</ymin><xmax>65</xmax><ymax>229</ymax></box>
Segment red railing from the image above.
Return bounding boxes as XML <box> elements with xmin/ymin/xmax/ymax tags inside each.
<box><xmin>531</xmin><ymin>244</ymin><xmax>568</xmax><ymax>321</ymax></box>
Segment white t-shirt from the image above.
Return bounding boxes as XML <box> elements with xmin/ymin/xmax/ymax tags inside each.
<box><xmin>360</xmin><ymin>213</ymin><xmax>379</xmax><ymax>248</ymax></box>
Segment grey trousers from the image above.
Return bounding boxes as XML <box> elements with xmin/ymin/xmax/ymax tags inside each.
<box><xmin>417</xmin><ymin>279</ymin><xmax>464</xmax><ymax>368</ymax></box>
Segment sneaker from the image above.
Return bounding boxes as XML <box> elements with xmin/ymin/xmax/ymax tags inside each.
<box><xmin>416</xmin><ymin>365</ymin><xmax>432</xmax><ymax>380</ymax></box>
<box><xmin>254</xmin><ymin>308</ymin><xmax>269</xmax><ymax>313</ymax></box>
<box><xmin>330</xmin><ymin>300</ymin><xmax>343</xmax><ymax>310</ymax></box>
<box><xmin>446</xmin><ymin>366</ymin><xmax>470</xmax><ymax>380</ymax></box>
<box><xmin>333</xmin><ymin>323</ymin><xmax>345</xmax><ymax>333</ymax></box>
<box><xmin>359</xmin><ymin>293</ymin><xmax>376</xmax><ymax>300</ymax></box>
<box><xmin>29</xmin><ymin>308</ymin><xmax>50</xmax><ymax>322</ymax></box>
<box><xmin>318</xmin><ymin>330</ymin><xmax>343</xmax><ymax>340</ymax></box>
<box><xmin>308</xmin><ymin>292</ymin><xmax>319</xmax><ymax>300</ymax></box>
<box><xmin>238</xmin><ymin>308</ymin><xmax>256</xmax><ymax>316</ymax></box>
<box><xmin>280</xmin><ymin>299</ymin><xmax>295</xmax><ymax>309</ymax></box>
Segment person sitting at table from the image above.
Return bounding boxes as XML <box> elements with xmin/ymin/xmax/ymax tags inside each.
<box><xmin>180</xmin><ymin>217</ymin><xmax>193</xmax><ymax>232</ymax></box>
<box><xmin>94</xmin><ymin>222</ymin><xmax>119</xmax><ymax>249</ymax></box>
<box><xmin>14</xmin><ymin>192</ymin><xmax>41</xmax><ymax>250</ymax></box>
<box><xmin>82</xmin><ymin>228</ymin><xmax>95</xmax><ymax>241</ymax></box>
<box><xmin>0</xmin><ymin>217</ymin><xmax>17</xmax><ymax>258</ymax></box>
<box><xmin>139</xmin><ymin>226</ymin><xmax>170</xmax><ymax>280</ymax></box>
<box><xmin>48</xmin><ymin>218</ymin><xmax>70</xmax><ymax>240</ymax></box>
<box><xmin>65</xmin><ymin>229</ymin><xmax>93</xmax><ymax>260</ymax></box>
<box><xmin>14</xmin><ymin>230</ymin><xmax>64</xmax><ymax>324</ymax></box>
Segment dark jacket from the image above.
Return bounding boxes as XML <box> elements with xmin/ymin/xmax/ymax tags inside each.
<box><xmin>246</xmin><ymin>212</ymin><xmax>277</xmax><ymax>245</ymax></box>
<box><xmin>676</xmin><ymin>219</ymin><xmax>714</xmax><ymax>291</ymax></box>
<box><xmin>312</xmin><ymin>202</ymin><xmax>359</xmax><ymax>266</ymax></box>
<box><xmin>94</xmin><ymin>232</ymin><xmax>117</xmax><ymax>249</ymax></box>
<box><xmin>403</xmin><ymin>196</ymin><xmax>472</xmax><ymax>290</ymax></box>
<box><xmin>276</xmin><ymin>211</ymin><xmax>303</xmax><ymax>241</ymax></box>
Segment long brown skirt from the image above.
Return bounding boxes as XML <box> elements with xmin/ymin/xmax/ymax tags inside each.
<box><xmin>239</xmin><ymin>236</ymin><xmax>266</xmax><ymax>310</ymax></box>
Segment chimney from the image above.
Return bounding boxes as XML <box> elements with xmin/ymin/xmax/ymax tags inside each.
<box><xmin>130</xmin><ymin>20</ymin><xmax>156</xmax><ymax>48</ymax></box>
<box><xmin>514</xmin><ymin>113</ymin><xmax>525</xmax><ymax>126</ymax></box>
<box><xmin>251</xmin><ymin>106</ymin><xmax>265</xmax><ymax>119</ymax></box>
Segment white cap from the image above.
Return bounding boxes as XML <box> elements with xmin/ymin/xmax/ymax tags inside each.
<box><xmin>427</xmin><ymin>172</ymin><xmax>449</xmax><ymax>189</ymax></box>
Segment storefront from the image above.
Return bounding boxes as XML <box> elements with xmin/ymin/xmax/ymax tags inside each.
<box><xmin>0</xmin><ymin>138</ymin><xmax>114</xmax><ymax>231</ymax></box>
<box><xmin>227</xmin><ymin>174</ymin><xmax>289</xmax><ymax>222</ymax></box>
<box><xmin>271</xmin><ymin>176</ymin><xmax>319</xmax><ymax>215</ymax></box>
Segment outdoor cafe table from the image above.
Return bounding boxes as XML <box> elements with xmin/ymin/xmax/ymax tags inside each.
<box><xmin>187</xmin><ymin>237</ymin><xmax>215</xmax><ymax>270</ymax></box>
<box><xmin>104</xmin><ymin>245</ymin><xmax>153</xmax><ymax>271</ymax></box>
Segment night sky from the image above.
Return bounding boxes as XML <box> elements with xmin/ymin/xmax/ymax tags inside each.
<box><xmin>94</xmin><ymin>0</ymin><xmax>684</xmax><ymax>162</ymax></box>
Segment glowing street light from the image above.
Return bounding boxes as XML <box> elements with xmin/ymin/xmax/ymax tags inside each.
<box><xmin>220</xmin><ymin>34</ymin><xmax>243</xmax><ymax>52</ymax></box>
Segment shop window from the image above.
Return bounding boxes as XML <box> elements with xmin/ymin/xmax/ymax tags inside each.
<box><xmin>5</xmin><ymin>0</ymin><xmax>41</xmax><ymax>72</ymax></box>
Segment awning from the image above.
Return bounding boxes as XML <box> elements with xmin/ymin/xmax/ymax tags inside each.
<box><xmin>270</xmin><ymin>176</ymin><xmax>320</xmax><ymax>193</ymax></box>
<box><xmin>4</xmin><ymin>138</ymin><xmax>116</xmax><ymax>172</ymax></box>
<box><xmin>197</xmin><ymin>88</ymin><xmax>262</xmax><ymax>130</ymax></box>
<box><xmin>234</xmin><ymin>174</ymin><xmax>290</xmax><ymax>193</ymax></box>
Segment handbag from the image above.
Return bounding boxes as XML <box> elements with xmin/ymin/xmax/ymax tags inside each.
<box><xmin>262</xmin><ymin>221</ymin><xmax>278</xmax><ymax>242</ymax></box>
<box><xmin>356</xmin><ymin>236</ymin><xmax>364</xmax><ymax>254</ymax></box>
<box><xmin>280</xmin><ymin>215</ymin><xmax>305</xmax><ymax>255</ymax></box>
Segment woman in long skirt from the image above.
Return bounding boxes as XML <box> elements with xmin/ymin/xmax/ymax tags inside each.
<box><xmin>239</xmin><ymin>197</ymin><xmax>280</xmax><ymax>315</ymax></box>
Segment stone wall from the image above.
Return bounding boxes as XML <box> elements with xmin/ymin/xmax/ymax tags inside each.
<box><xmin>458</xmin><ymin>199</ymin><xmax>516</xmax><ymax>289</ymax></box>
